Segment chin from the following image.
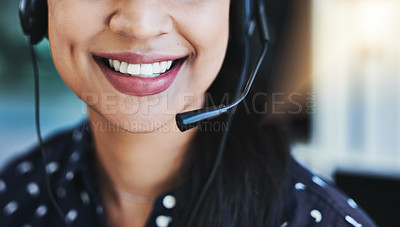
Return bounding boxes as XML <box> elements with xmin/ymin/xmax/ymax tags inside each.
<box><xmin>89</xmin><ymin>106</ymin><xmax>174</xmax><ymax>134</ymax></box>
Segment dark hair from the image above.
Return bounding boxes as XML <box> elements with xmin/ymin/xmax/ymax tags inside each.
<box><xmin>174</xmin><ymin>0</ymin><xmax>293</xmax><ymax>226</ymax></box>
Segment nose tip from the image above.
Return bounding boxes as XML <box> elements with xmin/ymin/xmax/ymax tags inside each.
<box><xmin>109</xmin><ymin>2</ymin><xmax>172</xmax><ymax>40</ymax></box>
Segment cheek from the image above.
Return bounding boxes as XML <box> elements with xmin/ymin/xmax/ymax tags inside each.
<box><xmin>191</xmin><ymin>3</ymin><xmax>230</xmax><ymax>56</ymax></box>
<box><xmin>179</xmin><ymin>2</ymin><xmax>230</xmax><ymax>91</ymax></box>
<box><xmin>47</xmin><ymin>1</ymin><xmax>105</xmax><ymax>96</ymax></box>
<box><xmin>48</xmin><ymin>1</ymin><xmax>104</xmax><ymax>44</ymax></box>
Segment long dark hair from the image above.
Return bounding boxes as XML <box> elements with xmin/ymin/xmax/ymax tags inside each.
<box><xmin>174</xmin><ymin>0</ymin><xmax>293</xmax><ymax>226</ymax></box>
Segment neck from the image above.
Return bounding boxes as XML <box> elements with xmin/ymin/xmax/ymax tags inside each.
<box><xmin>88</xmin><ymin>108</ymin><xmax>196</xmax><ymax>202</ymax></box>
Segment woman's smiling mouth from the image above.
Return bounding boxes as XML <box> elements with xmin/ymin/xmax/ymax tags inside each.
<box><xmin>93</xmin><ymin>52</ymin><xmax>187</xmax><ymax>96</ymax></box>
<box><xmin>106</xmin><ymin>58</ymin><xmax>175</xmax><ymax>78</ymax></box>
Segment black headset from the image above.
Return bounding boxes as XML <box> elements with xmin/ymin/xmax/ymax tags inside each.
<box><xmin>18</xmin><ymin>0</ymin><xmax>270</xmax><ymax>226</ymax></box>
<box><xmin>175</xmin><ymin>0</ymin><xmax>270</xmax><ymax>131</ymax></box>
<box><xmin>19</xmin><ymin>0</ymin><xmax>47</xmax><ymax>45</ymax></box>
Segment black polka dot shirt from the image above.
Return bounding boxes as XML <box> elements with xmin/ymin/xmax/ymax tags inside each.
<box><xmin>0</xmin><ymin>121</ymin><xmax>377</xmax><ymax>227</ymax></box>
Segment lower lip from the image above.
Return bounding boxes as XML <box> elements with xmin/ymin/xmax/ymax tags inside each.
<box><xmin>96</xmin><ymin>58</ymin><xmax>184</xmax><ymax>96</ymax></box>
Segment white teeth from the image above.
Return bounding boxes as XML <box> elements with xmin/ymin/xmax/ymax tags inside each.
<box><xmin>107</xmin><ymin>59</ymin><xmax>175</xmax><ymax>78</ymax></box>
<box><xmin>113</xmin><ymin>60</ymin><xmax>121</xmax><ymax>71</ymax></box>
<box><xmin>160</xmin><ymin>61</ymin><xmax>167</xmax><ymax>72</ymax></box>
<box><xmin>119</xmin><ymin>62</ymin><xmax>128</xmax><ymax>73</ymax></box>
<box><xmin>153</xmin><ymin>62</ymin><xmax>161</xmax><ymax>74</ymax></box>
<box><xmin>141</xmin><ymin>64</ymin><xmax>153</xmax><ymax>76</ymax></box>
<box><xmin>167</xmin><ymin>61</ymin><xmax>172</xmax><ymax>70</ymax></box>
<box><xmin>127</xmin><ymin>64</ymin><xmax>140</xmax><ymax>75</ymax></box>
<box><xmin>109</xmin><ymin>59</ymin><xmax>114</xmax><ymax>69</ymax></box>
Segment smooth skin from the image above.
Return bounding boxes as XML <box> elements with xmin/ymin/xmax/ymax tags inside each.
<box><xmin>47</xmin><ymin>0</ymin><xmax>230</xmax><ymax>226</ymax></box>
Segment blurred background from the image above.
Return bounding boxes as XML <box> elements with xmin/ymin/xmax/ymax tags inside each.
<box><xmin>1</xmin><ymin>0</ymin><xmax>400</xmax><ymax>226</ymax></box>
<box><xmin>0</xmin><ymin>1</ymin><xmax>87</xmax><ymax>166</ymax></box>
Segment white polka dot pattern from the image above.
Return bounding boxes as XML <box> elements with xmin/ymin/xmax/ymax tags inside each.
<box><xmin>347</xmin><ymin>198</ymin><xmax>358</xmax><ymax>209</ymax></box>
<box><xmin>3</xmin><ymin>201</ymin><xmax>18</xmax><ymax>216</ymax></box>
<box><xmin>35</xmin><ymin>205</ymin><xmax>47</xmax><ymax>217</ymax></box>
<box><xmin>16</xmin><ymin>161</ymin><xmax>33</xmax><ymax>175</ymax></box>
<box><xmin>26</xmin><ymin>182</ymin><xmax>40</xmax><ymax>197</ymax></box>
<box><xmin>0</xmin><ymin>122</ymin><xmax>377</xmax><ymax>227</ymax></box>
<box><xmin>72</xmin><ymin>128</ymin><xmax>83</xmax><ymax>141</ymax></box>
<box><xmin>65</xmin><ymin>171</ymin><xmax>74</xmax><ymax>181</ymax></box>
<box><xmin>70</xmin><ymin>152</ymin><xmax>80</xmax><ymax>162</ymax></box>
<box><xmin>0</xmin><ymin>179</ymin><xmax>6</xmax><ymax>193</ymax></box>
<box><xmin>96</xmin><ymin>206</ymin><xmax>103</xmax><ymax>215</ymax></box>
<box><xmin>66</xmin><ymin>209</ymin><xmax>78</xmax><ymax>222</ymax></box>
<box><xmin>280</xmin><ymin>221</ymin><xmax>289</xmax><ymax>227</ymax></box>
<box><xmin>162</xmin><ymin>195</ymin><xmax>176</xmax><ymax>209</ymax></box>
<box><xmin>346</xmin><ymin>215</ymin><xmax>362</xmax><ymax>227</ymax></box>
<box><xmin>46</xmin><ymin>162</ymin><xmax>59</xmax><ymax>174</ymax></box>
<box><xmin>295</xmin><ymin>182</ymin><xmax>306</xmax><ymax>190</ymax></box>
<box><xmin>312</xmin><ymin>176</ymin><xmax>326</xmax><ymax>187</ymax></box>
<box><xmin>80</xmin><ymin>191</ymin><xmax>91</xmax><ymax>206</ymax></box>
<box><xmin>310</xmin><ymin>209</ymin><xmax>322</xmax><ymax>223</ymax></box>
<box><xmin>155</xmin><ymin>215</ymin><xmax>172</xmax><ymax>227</ymax></box>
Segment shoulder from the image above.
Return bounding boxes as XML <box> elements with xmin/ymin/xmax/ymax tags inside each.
<box><xmin>280</xmin><ymin>157</ymin><xmax>377</xmax><ymax>227</ymax></box>
<box><xmin>0</xmin><ymin>125</ymin><xmax>76</xmax><ymax>178</ymax></box>
<box><xmin>0</xmin><ymin>122</ymin><xmax>87</xmax><ymax>226</ymax></box>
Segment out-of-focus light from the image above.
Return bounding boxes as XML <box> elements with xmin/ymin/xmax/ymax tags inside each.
<box><xmin>357</xmin><ymin>1</ymin><xmax>395</xmax><ymax>49</ymax></box>
<box><xmin>294</xmin><ymin>0</ymin><xmax>400</xmax><ymax>177</ymax></box>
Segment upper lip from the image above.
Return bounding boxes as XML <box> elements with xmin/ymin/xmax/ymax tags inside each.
<box><xmin>93</xmin><ymin>52</ymin><xmax>187</xmax><ymax>65</ymax></box>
